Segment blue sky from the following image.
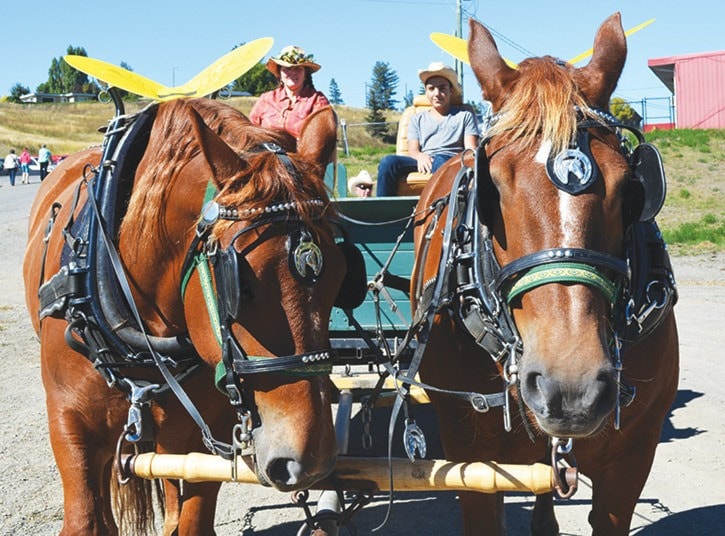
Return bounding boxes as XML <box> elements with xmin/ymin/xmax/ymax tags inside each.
<box><xmin>3</xmin><ymin>0</ymin><xmax>723</xmax><ymax>114</ymax></box>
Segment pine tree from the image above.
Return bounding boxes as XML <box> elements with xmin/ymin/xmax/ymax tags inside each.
<box><xmin>365</xmin><ymin>86</ymin><xmax>388</xmax><ymax>139</ymax></box>
<box><xmin>364</xmin><ymin>61</ymin><xmax>399</xmax><ymax>139</ymax></box>
<box><xmin>328</xmin><ymin>78</ymin><xmax>344</xmax><ymax>105</ymax></box>
<box><xmin>367</xmin><ymin>61</ymin><xmax>399</xmax><ymax>111</ymax></box>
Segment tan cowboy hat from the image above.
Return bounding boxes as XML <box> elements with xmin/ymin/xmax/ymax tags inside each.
<box><xmin>418</xmin><ymin>61</ymin><xmax>462</xmax><ymax>100</ymax></box>
<box><xmin>347</xmin><ymin>170</ymin><xmax>374</xmax><ymax>193</ymax></box>
<box><xmin>266</xmin><ymin>45</ymin><xmax>321</xmax><ymax>78</ymax></box>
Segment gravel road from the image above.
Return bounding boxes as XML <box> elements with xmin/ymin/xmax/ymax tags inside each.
<box><xmin>1</xmin><ymin>180</ymin><xmax>723</xmax><ymax>535</ymax></box>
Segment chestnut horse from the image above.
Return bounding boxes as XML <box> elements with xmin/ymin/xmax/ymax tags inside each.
<box><xmin>411</xmin><ymin>14</ymin><xmax>678</xmax><ymax>535</ymax></box>
<box><xmin>24</xmin><ymin>98</ymin><xmax>347</xmax><ymax>534</ymax></box>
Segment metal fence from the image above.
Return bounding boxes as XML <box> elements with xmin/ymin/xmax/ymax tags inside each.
<box><xmin>626</xmin><ymin>96</ymin><xmax>675</xmax><ymax>127</ymax></box>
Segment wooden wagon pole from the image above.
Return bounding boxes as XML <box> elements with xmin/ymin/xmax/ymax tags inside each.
<box><xmin>122</xmin><ymin>452</ymin><xmax>575</xmax><ymax>495</ymax></box>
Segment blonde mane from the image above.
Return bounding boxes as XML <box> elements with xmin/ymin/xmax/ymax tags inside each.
<box><xmin>486</xmin><ymin>57</ymin><xmax>597</xmax><ymax>155</ymax></box>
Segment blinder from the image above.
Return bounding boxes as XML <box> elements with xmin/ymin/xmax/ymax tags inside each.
<box><xmin>216</xmin><ymin>245</ymin><xmax>251</xmax><ymax>322</ymax></box>
<box><xmin>334</xmin><ymin>238</ymin><xmax>368</xmax><ymax>310</ymax></box>
<box><xmin>629</xmin><ymin>142</ymin><xmax>666</xmax><ymax>222</ymax></box>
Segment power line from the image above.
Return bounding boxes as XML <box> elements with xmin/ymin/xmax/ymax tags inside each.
<box><xmin>483</xmin><ymin>23</ymin><xmax>536</xmax><ymax>58</ymax></box>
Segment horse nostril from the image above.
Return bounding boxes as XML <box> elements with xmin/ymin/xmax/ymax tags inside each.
<box><xmin>524</xmin><ymin>371</ymin><xmax>549</xmax><ymax>414</ymax></box>
<box><xmin>266</xmin><ymin>457</ymin><xmax>305</xmax><ymax>487</ymax></box>
<box><xmin>526</xmin><ymin>371</ymin><xmax>541</xmax><ymax>393</ymax></box>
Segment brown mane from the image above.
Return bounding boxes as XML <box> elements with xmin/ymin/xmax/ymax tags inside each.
<box><xmin>486</xmin><ymin>57</ymin><xmax>599</xmax><ymax>155</ymax></box>
<box><xmin>121</xmin><ymin>98</ymin><xmax>331</xmax><ymax>247</ymax></box>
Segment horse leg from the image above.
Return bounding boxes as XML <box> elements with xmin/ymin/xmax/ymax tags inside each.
<box><xmin>458</xmin><ymin>491</ymin><xmax>506</xmax><ymax>535</ymax></box>
<box><xmin>175</xmin><ymin>480</ymin><xmax>223</xmax><ymax>535</ymax></box>
<box><xmin>530</xmin><ymin>492</ymin><xmax>558</xmax><ymax>536</ymax></box>
<box><xmin>47</xmin><ymin>413</ymin><xmax>117</xmax><ymax>535</ymax></box>
<box><xmin>586</xmin><ymin>431</ymin><xmax>661</xmax><ymax>535</ymax></box>
<box><xmin>163</xmin><ymin>479</ymin><xmax>182</xmax><ymax>535</ymax></box>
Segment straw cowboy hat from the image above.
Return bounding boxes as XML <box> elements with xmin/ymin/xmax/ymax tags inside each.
<box><xmin>266</xmin><ymin>45</ymin><xmax>321</xmax><ymax>78</ymax></box>
<box><xmin>418</xmin><ymin>62</ymin><xmax>462</xmax><ymax>101</ymax></box>
<box><xmin>348</xmin><ymin>170</ymin><xmax>374</xmax><ymax>192</ymax></box>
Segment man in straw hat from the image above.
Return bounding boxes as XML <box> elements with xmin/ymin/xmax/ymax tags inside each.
<box><xmin>377</xmin><ymin>62</ymin><xmax>479</xmax><ymax>196</ymax></box>
<box><xmin>249</xmin><ymin>45</ymin><xmax>330</xmax><ymax>138</ymax></box>
<box><xmin>348</xmin><ymin>170</ymin><xmax>375</xmax><ymax>197</ymax></box>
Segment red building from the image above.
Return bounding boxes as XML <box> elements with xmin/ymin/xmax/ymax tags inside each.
<box><xmin>648</xmin><ymin>50</ymin><xmax>725</xmax><ymax>129</ymax></box>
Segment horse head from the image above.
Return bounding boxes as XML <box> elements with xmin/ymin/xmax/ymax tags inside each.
<box><xmin>119</xmin><ymin>100</ymin><xmax>343</xmax><ymax>490</ymax></box>
<box><xmin>468</xmin><ymin>14</ymin><xmax>630</xmax><ymax>437</ymax></box>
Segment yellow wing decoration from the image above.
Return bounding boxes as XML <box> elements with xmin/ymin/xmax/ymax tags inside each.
<box><xmin>63</xmin><ymin>55</ymin><xmax>168</xmax><ymax>99</ymax></box>
<box><xmin>430</xmin><ymin>32</ymin><xmax>518</xmax><ymax>68</ymax></box>
<box><xmin>163</xmin><ymin>37</ymin><xmax>274</xmax><ymax>99</ymax></box>
<box><xmin>567</xmin><ymin>18</ymin><xmax>655</xmax><ymax>65</ymax></box>
<box><xmin>431</xmin><ymin>18</ymin><xmax>654</xmax><ymax>69</ymax></box>
<box><xmin>64</xmin><ymin>37</ymin><xmax>274</xmax><ymax>101</ymax></box>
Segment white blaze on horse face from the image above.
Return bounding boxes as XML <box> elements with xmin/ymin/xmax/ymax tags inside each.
<box><xmin>557</xmin><ymin>189</ymin><xmax>581</xmax><ymax>246</ymax></box>
<box><xmin>535</xmin><ymin>139</ymin><xmax>552</xmax><ymax>165</ymax></box>
<box><xmin>537</xmin><ymin>140</ymin><xmax>579</xmax><ymax>245</ymax></box>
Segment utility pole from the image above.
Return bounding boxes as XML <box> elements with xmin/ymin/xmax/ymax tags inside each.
<box><xmin>455</xmin><ymin>0</ymin><xmax>464</xmax><ymax>93</ymax></box>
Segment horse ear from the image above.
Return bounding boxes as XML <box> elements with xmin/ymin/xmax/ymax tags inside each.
<box><xmin>296</xmin><ymin>106</ymin><xmax>338</xmax><ymax>167</ymax></box>
<box><xmin>575</xmin><ymin>12</ymin><xmax>627</xmax><ymax>109</ymax></box>
<box><xmin>468</xmin><ymin>18</ymin><xmax>517</xmax><ymax>111</ymax></box>
<box><xmin>189</xmin><ymin>107</ymin><xmax>245</xmax><ymax>184</ymax></box>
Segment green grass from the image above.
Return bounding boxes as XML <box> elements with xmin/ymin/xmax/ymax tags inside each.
<box><xmin>662</xmin><ymin>213</ymin><xmax>725</xmax><ymax>247</ymax></box>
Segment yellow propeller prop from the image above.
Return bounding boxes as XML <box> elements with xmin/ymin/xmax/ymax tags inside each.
<box><xmin>430</xmin><ymin>18</ymin><xmax>655</xmax><ymax>69</ymax></box>
<box><xmin>64</xmin><ymin>37</ymin><xmax>274</xmax><ymax>101</ymax></box>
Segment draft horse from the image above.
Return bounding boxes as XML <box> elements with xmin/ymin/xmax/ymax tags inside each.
<box><xmin>23</xmin><ymin>98</ymin><xmax>352</xmax><ymax>534</ymax></box>
<box><xmin>411</xmin><ymin>14</ymin><xmax>678</xmax><ymax>535</ymax></box>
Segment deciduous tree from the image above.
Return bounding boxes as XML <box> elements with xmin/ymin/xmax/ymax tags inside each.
<box><xmin>37</xmin><ymin>46</ymin><xmax>99</xmax><ymax>95</ymax></box>
<box><xmin>8</xmin><ymin>83</ymin><xmax>29</xmax><ymax>103</ymax></box>
<box><xmin>611</xmin><ymin>97</ymin><xmax>640</xmax><ymax>127</ymax></box>
<box><xmin>231</xmin><ymin>44</ymin><xmax>277</xmax><ymax>96</ymax></box>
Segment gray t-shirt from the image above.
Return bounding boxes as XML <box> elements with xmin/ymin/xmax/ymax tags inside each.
<box><xmin>408</xmin><ymin>107</ymin><xmax>479</xmax><ymax>159</ymax></box>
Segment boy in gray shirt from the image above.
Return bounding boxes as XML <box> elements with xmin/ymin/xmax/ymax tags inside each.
<box><xmin>377</xmin><ymin>62</ymin><xmax>479</xmax><ymax>196</ymax></box>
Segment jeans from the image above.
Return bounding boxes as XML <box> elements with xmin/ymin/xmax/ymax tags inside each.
<box><xmin>376</xmin><ymin>153</ymin><xmax>451</xmax><ymax>196</ymax></box>
<box><xmin>6</xmin><ymin>168</ymin><xmax>17</xmax><ymax>186</ymax></box>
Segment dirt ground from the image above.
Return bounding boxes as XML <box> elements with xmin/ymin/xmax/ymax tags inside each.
<box><xmin>1</xmin><ymin>180</ymin><xmax>723</xmax><ymax>535</ymax></box>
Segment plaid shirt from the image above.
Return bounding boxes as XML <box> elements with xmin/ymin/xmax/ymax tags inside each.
<box><xmin>249</xmin><ymin>86</ymin><xmax>330</xmax><ymax>138</ymax></box>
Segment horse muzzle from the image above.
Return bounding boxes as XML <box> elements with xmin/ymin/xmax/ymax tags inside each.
<box><xmin>251</xmin><ymin>425</ymin><xmax>338</xmax><ymax>492</ymax></box>
<box><xmin>520</xmin><ymin>360</ymin><xmax>618</xmax><ymax>438</ymax></box>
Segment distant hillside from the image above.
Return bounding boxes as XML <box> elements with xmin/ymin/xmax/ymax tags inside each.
<box><xmin>0</xmin><ymin>98</ymin><xmax>396</xmax><ymax>156</ymax></box>
<box><xmin>0</xmin><ymin>100</ymin><xmax>721</xmax><ymax>252</ymax></box>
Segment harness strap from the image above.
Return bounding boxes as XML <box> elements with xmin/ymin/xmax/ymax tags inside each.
<box><xmin>85</xmin><ymin>174</ymin><xmax>233</xmax><ymax>458</ymax></box>
<box><xmin>376</xmin><ymin>165</ymin><xmax>473</xmax><ymax>530</ymax></box>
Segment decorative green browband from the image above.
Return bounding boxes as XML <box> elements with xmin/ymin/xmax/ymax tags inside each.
<box><xmin>506</xmin><ymin>262</ymin><xmax>619</xmax><ymax>304</ymax></box>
